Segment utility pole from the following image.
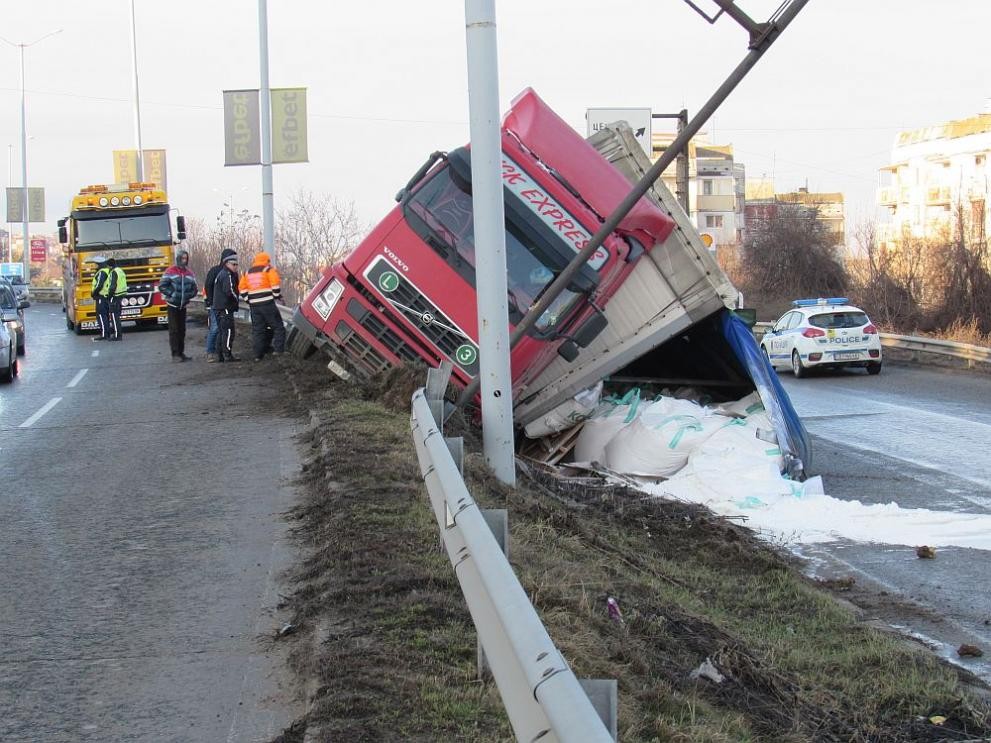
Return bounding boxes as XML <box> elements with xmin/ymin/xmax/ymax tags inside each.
<box><xmin>129</xmin><ymin>0</ymin><xmax>144</xmax><ymax>180</ymax></box>
<box><xmin>464</xmin><ymin>0</ymin><xmax>515</xmax><ymax>486</ymax></box>
<box><xmin>258</xmin><ymin>0</ymin><xmax>275</xmax><ymax>258</ymax></box>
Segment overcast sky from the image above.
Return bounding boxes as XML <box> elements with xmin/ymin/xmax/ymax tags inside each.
<box><xmin>2</xmin><ymin>1</ymin><xmax>989</xmax><ymax>244</ymax></box>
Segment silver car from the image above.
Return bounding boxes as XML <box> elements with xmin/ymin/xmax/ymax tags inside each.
<box><xmin>0</xmin><ymin>282</ymin><xmax>27</xmax><ymax>358</ymax></box>
<box><xmin>0</xmin><ymin>306</ymin><xmax>17</xmax><ymax>383</ymax></box>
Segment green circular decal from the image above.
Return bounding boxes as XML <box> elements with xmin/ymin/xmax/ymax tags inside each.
<box><xmin>378</xmin><ymin>271</ymin><xmax>400</xmax><ymax>293</ymax></box>
<box><xmin>455</xmin><ymin>345</ymin><xmax>477</xmax><ymax>366</ymax></box>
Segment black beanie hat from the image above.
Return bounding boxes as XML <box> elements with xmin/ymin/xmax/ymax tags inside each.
<box><xmin>220</xmin><ymin>248</ymin><xmax>237</xmax><ymax>261</ymax></box>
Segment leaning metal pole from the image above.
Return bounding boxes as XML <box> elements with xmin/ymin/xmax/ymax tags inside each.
<box><xmin>454</xmin><ymin>0</ymin><xmax>810</xmax><ymax>412</ymax></box>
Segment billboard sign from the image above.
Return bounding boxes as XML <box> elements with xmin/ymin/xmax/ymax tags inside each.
<box><xmin>587</xmin><ymin>107</ymin><xmax>652</xmax><ymax>156</ymax></box>
<box><xmin>30</xmin><ymin>237</ymin><xmax>47</xmax><ymax>263</ymax></box>
<box><xmin>223</xmin><ymin>89</ymin><xmax>262</xmax><ymax>166</ymax></box>
<box><xmin>0</xmin><ymin>262</ymin><xmax>24</xmax><ymax>279</ymax></box>
<box><xmin>142</xmin><ymin>149</ymin><xmax>168</xmax><ymax>192</ymax></box>
<box><xmin>271</xmin><ymin>87</ymin><xmax>308</xmax><ymax>163</ymax></box>
<box><xmin>113</xmin><ymin>150</ymin><xmax>140</xmax><ymax>184</ymax></box>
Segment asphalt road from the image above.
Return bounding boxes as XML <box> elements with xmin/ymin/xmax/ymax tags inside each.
<box><xmin>0</xmin><ymin>306</ymin><xmax>301</xmax><ymax>742</ymax></box>
<box><xmin>779</xmin><ymin>362</ymin><xmax>991</xmax><ymax>683</ymax></box>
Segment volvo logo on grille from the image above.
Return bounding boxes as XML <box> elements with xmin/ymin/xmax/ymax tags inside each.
<box><xmin>420</xmin><ymin>311</ymin><xmax>434</xmax><ymax>326</ymax></box>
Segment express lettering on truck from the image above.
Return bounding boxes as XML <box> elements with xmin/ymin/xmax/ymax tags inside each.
<box><xmin>501</xmin><ymin>156</ymin><xmax>606</xmax><ymax>269</ymax></box>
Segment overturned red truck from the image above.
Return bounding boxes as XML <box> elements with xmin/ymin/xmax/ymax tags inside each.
<box><xmin>290</xmin><ymin>88</ymin><xmax>810</xmax><ymax>474</ymax></box>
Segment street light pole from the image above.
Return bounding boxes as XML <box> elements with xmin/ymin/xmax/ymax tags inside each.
<box><xmin>129</xmin><ymin>0</ymin><xmax>144</xmax><ymax>180</ymax></box>
<box><xmin>1</xmin><ymin>29</ymin><xmax>62</xmax><ymax>279</ymax></box>
<box><xmin>257</xmin><ymin>0</ymin><xmax>275</xmax><ymax>259</ymax></box>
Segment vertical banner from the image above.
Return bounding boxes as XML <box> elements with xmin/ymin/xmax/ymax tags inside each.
<box><xmin>5</xmin><ymin>188</ymin><xmax>44</xmax><ymax>222</ymax></box>
<box><xmin>223</xmin><ymin>89</ymin><xmax>262</xmax><ymax>166</ymax></box>
<box><xmin>142</xmin><ymin>149</ymin><xmax>168</xmax><ymax>192</ymax></box>
<box><xmin>271</xmin><ymin>87</ymin><xmax>308</xmax><ymax>163</ymax></box>
<box><xmin>113</xmin><ymin>149</ymin><xmax>140</xmax><ymax>184</ymax></box>
<box><xmin>30</xmin><ymin>237</ymin><xmax>47</xmax><ymax>263</ymax></box>
<box><xmin>5</xmin><ymin>188</ymin><xmax>23</xmax><ymax>223</ymax></box>
<box><xmin>28</xmin><ymin>188</ymin><xmax>45</xmax><ymax>222</ymax></box>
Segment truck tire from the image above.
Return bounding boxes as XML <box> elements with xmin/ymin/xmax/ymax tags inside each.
<box><xmin>288</xmin><ymin>327</ymin><xmax>316</xmax><ymax>360</ymax></box>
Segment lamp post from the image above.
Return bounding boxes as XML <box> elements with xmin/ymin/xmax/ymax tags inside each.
<box><xmin>0</xmin><ymin>29</ymin><xmax>62</xmax><ymax>279</ymax></box>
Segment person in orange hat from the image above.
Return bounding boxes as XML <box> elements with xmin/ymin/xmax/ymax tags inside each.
<box><xmin>238</xmin><ymin>251</ymin><xmax>286</xmax><ymax>361</ymax></box>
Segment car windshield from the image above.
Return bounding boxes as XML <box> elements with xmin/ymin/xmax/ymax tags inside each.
<box><xmin>406</xmin><ymin>167</ymin><xmax>576</xmax><ymax>331</ymax></box>
<box><xmin>809</xmin><ymin>311</ymin><xmax>869</xmax><ymax>329</ymax></box>
<box><xmin>75</xmin><ymin>212</ymin><xmax>172</xmax><ymax>249</ymax></box>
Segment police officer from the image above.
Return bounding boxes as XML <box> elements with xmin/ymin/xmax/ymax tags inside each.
<box><xmin>90</xmin><ymin>256</ymin><xmax>111</xmax><ymax>341</ymax></box>
<box><xmin>212</xmin><ymin>252</ymin><xmax>241</xmax><ymax>362</ymax></box>
<box><xmin>104</xmin><ymin>257</ymin><xmax>128</xmax><ymax>341</ymax></box>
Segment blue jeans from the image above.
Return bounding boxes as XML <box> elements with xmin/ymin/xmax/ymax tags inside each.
<box><xmin>206</xmin><ymin>308</ymin><xmax>220</xmax><ymax>353</ymax></box>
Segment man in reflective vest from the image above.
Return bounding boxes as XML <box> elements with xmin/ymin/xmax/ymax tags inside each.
<box><xmin>90</xmin><ymin>256</ymin><xmax>112</xmax><ymax>341</ymax></box>
<box><xmin>102</xmin><ymin>257</ymin><xmax>128</xmax><ymax>341</ymax></box>
<box><xmin>238</xmin><ymin>251</ymin><xmax>286</xmax><ymax>362</ymax></box>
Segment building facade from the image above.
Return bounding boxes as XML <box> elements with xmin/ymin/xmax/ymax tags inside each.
<box><xmin>877</xmin><ymin>109</ymin><xmax>991</xmax><ymax>249</ymax></box>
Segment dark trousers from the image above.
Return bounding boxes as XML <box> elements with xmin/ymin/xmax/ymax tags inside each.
<box><xmin>217</xmin><ymin>309</ymin><xmax>237</xmax><ymax>358</ymax></box>
<box><xmin>96</xmin><ymin>297</ymin><xmax>111</xmax><ymax>338</ymax></box>
<box><xmin>249</xmin><ymin>302</ymin><xmax>286</xmax><ymax>358</ymax></box>
<box><xmin>108</xmin><ymin>297</ymin><xmax>124</xmax><ymax>340</ymax></box>
<box><xmin>167</xmin><ymin>305</ymin><xmax>187</xmax><ymax>356</ymax></box>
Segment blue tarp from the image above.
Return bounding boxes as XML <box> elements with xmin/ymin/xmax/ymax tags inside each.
<box><xmin>721</xmin><ymin>309</ymin><xmax>812</xmax><ymax>477</ymax></box>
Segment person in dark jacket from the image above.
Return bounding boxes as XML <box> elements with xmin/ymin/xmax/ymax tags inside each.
<box><xmin>211</xmin><ymin>252</ymin><xmax>241</xmax><ymax>362</ymax></box>
<box><xmin>158</xmin><ymin>248</ymin><xmax>198</xmax><ymax>362</ymax></box>
<box><xmin>204</xmin><ymin>247</ymin><xmax>237</xmax><ymax>362</ymax></box>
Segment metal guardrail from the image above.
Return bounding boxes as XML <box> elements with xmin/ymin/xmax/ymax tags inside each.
<box><xmin>410</xmin><ymin>364</ymin><xmax>614</xmax><ymax>743</ymax></box>
<box><xmin>753</xmin><ymin>322</ymin><xmax>990</xmax><ymax>366</ymax></box>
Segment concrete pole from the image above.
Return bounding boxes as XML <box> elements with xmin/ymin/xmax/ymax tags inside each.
<box><xmin>129</xmin><ymin>0</ymin><xmax>145</xmax><ymax>181</ymax></box>
<box><xmin>19</xmin><ymin>45</ymin><xmax>28</xmax><ymax>280</ymax></box>
<box><xmin>258</xmin><ymin>0</ymin><xmax>275</xmax><ymax>257</ymax></box>
<box><xmin>464</xmin><ymin>0</ymin><xmax>515</xmax><ymax>486</ymax></box>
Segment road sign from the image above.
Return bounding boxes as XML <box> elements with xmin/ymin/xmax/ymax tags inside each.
<box><xmin>587</xmin><ymin>107</ymin><xmax>652</xmax><ymax>156</ymax></box>
<box><xmin>0</xmin><ymin>262</ymin><xmax>24</xmax><ymax>279</ymax></box>
<box><xmin>30</xmin><ymin>237</ymin><xmax>47</xmax><ymax>263</ymax></box>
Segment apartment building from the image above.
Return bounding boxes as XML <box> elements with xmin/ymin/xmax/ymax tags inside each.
<box><xmin>651</xmin><ymin>132</ymin><xmax>744</xmax><ymax>251</ymax></box>
<box><xmin>877</xmin><ymin>107</ymin><xmax>991</xmax><ymax>248</ymax></box>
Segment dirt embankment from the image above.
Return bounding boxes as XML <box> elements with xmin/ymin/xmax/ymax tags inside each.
<box><xmin>269</xmin><ymin>353</ymin><xmax>991</xmax><ymax>742</ymax></box>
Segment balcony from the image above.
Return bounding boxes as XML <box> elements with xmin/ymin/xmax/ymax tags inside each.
<box><xmin>696</xmin><ymin>194</ymin><xmax>736</xmax><ymax>212</ymax></box>
<box><xmin>926</xmin><ymin>186</ymin><xmax>952</xmax><ymax>205</ymax></box>
<box><xmin>877</xmin><ymin>187</ymin><xmax>898</xmax><ymax>207</ymax></box>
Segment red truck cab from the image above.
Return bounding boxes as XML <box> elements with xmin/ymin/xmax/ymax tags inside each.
<box><xmin>292</xmin><ymin>88</ymin><xmax>675</xmax><ymax>398</ymax></box>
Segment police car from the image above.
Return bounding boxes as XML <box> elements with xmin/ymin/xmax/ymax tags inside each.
<box><xmin>761</xmin><ymin>298</ymin><xmax>882</xmax><ymax>377</ymax></box>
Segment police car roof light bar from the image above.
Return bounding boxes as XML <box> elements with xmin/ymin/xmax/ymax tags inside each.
<box><xmin>792</xmin><ymin>297</ymin><xmax>848</xmax><ymax>307</ymax></box>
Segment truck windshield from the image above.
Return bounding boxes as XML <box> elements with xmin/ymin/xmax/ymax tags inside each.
<box><xmin>405</xmin><ymin>167</ymin><xmax>577</xmax><ymax>332</ymax></box>
<box><xmin>74</xmin><ymin>212</ymin><xmax>172</xmax><ymax>250</ymax></box>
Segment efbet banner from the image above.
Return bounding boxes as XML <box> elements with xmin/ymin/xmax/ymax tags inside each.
<box><xmin>271</xmin><ymin>88</ymin><xmax>308</xmax><ymax>163</ymax></box>
<box><xmin>5</xmin><ymin>188</ymin><xmax>45</xmax><ymax>222</ymax></box>
<box><xmin>30</xmin><ymin>237</ymin><xmax>47</xmax><ymax>263</ymax></box>
<box><xmin>223</xmin><ymin>89</ymin><xmax>262</xmax><ymax>166</ymax></box>
<box><xmin>113</xmin><ymin>149</ymin><xmax>168</xmax><ymax>191</ymax></box>
<box><xmin>142</xmin><ymin>149</ymin><xmax>167</xmax><ymax>192</ymax></box>
<box><xmin>113</xmin><ymin>150</ymin><xmax>140</xmax><ymax>184</ymax></box>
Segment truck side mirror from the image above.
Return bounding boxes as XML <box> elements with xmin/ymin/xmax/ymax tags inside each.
<box><xmin>176</xmin><ymin>215</ymin><xmax>187</xmax><ymax>241</ymax></box>
<box><xmin>734</xmin><ymin>308</ymin><xmax>757</xmax><ymax>328</ymax></box>
<box><xmin>557</xmin><ymin>339</ymin><xmax>579</xmax><ymax>362</ymax></box>
<box><xmin>573</xmin><ymin>307</ymin><xmax>608</xmax><ymax>348</ymax></box>
<box><xmin>58</xmin><ymin>218</ymin><xmax>67</xmax><ymax>245</ymax></box>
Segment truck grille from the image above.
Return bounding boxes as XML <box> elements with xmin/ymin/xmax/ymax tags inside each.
<box><xmin>362</xmin><ymin>257</ymin><xmax>479</xmax><ymax>376</ymax></box>
<box><xmin>335</xmin><ymin>321</ymin><xmax>391</xmax><ymax>376</ymax></box>
<box><xmin>346</xmin><ymin>300</ymin><xmax>419</xmax><ymax>364</ymax></box>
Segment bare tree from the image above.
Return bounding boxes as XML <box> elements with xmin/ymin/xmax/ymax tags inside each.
<box><xmin>274</xmin><ymin>190</ymin><xmax>365</xmax><ymax>304</ymax></box>
<box><xmin>740</xmin><ymin>202</ymin><xmax>847</xmax><ymax>300</ymax></box>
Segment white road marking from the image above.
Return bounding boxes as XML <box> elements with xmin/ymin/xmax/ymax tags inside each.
<box><xmin>19</xmin><ymin>397</ymin><xmax>63</xmax><ymax>428</ymax></box>
<box><xmin>91</xmin><ymin>350</ymin><xmax>99</xmax><ymax>357</ymax></box>
<box><xmin>67</xmin><ymin>369</ymin><xmax>89</xmax><ymax>388</ymax></box>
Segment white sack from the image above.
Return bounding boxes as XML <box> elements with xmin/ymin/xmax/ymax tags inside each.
<box><xmin>572</xmin><ymin>389</ymin><xmax>641</xmax><ymax>464</ymax></box>
<box><xmin>524</xmin><ymin>381</ymin><xmax>603</xmax><ymax>438</ymax></box>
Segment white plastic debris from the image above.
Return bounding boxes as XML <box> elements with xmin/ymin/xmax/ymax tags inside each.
<box><xmin>689</xmin><ymin>657</ymin><xmax>725</xmax><ymax>684</ymax></box>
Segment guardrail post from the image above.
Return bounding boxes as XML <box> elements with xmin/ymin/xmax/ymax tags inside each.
<box><xmin>579</xmin><ymin>679</ymin><xmax>618</xmax><ymax>741</ymax></box>
<box><xmin>477</xmin><ymin>508</ymin><xmax>508</xmax><ymax>681</ymax></box>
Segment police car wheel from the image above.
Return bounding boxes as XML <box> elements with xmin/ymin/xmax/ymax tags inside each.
<box><xmin>791</xmin><ymin>350</ymin><xmax>808</xmax><ymax>379</ymax></box>
<box><xmin>867</xmin><ymin>362</ymin><xmax>882</xmax><ymax>376</ymax></box>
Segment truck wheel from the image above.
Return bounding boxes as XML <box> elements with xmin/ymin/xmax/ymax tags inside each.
<box><xmin>288</xmin><ymin>327</ymin><xmax>316</xmax><ymax>360</ymax></box>
<box><xmin>791</xmin><ymin>350</ymin><xmax>808</xmax><ymax>379</ymax></box>
<box><xmin>867</xmin><ymin>362</ymin><xmax>882</xmax><ymax>375</ymax></box>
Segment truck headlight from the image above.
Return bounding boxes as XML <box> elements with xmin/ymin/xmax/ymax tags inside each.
<box><xmin>311</xmin><ymin>279</ymin><xmax>344</xmax><ymax>321</ymax></box>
